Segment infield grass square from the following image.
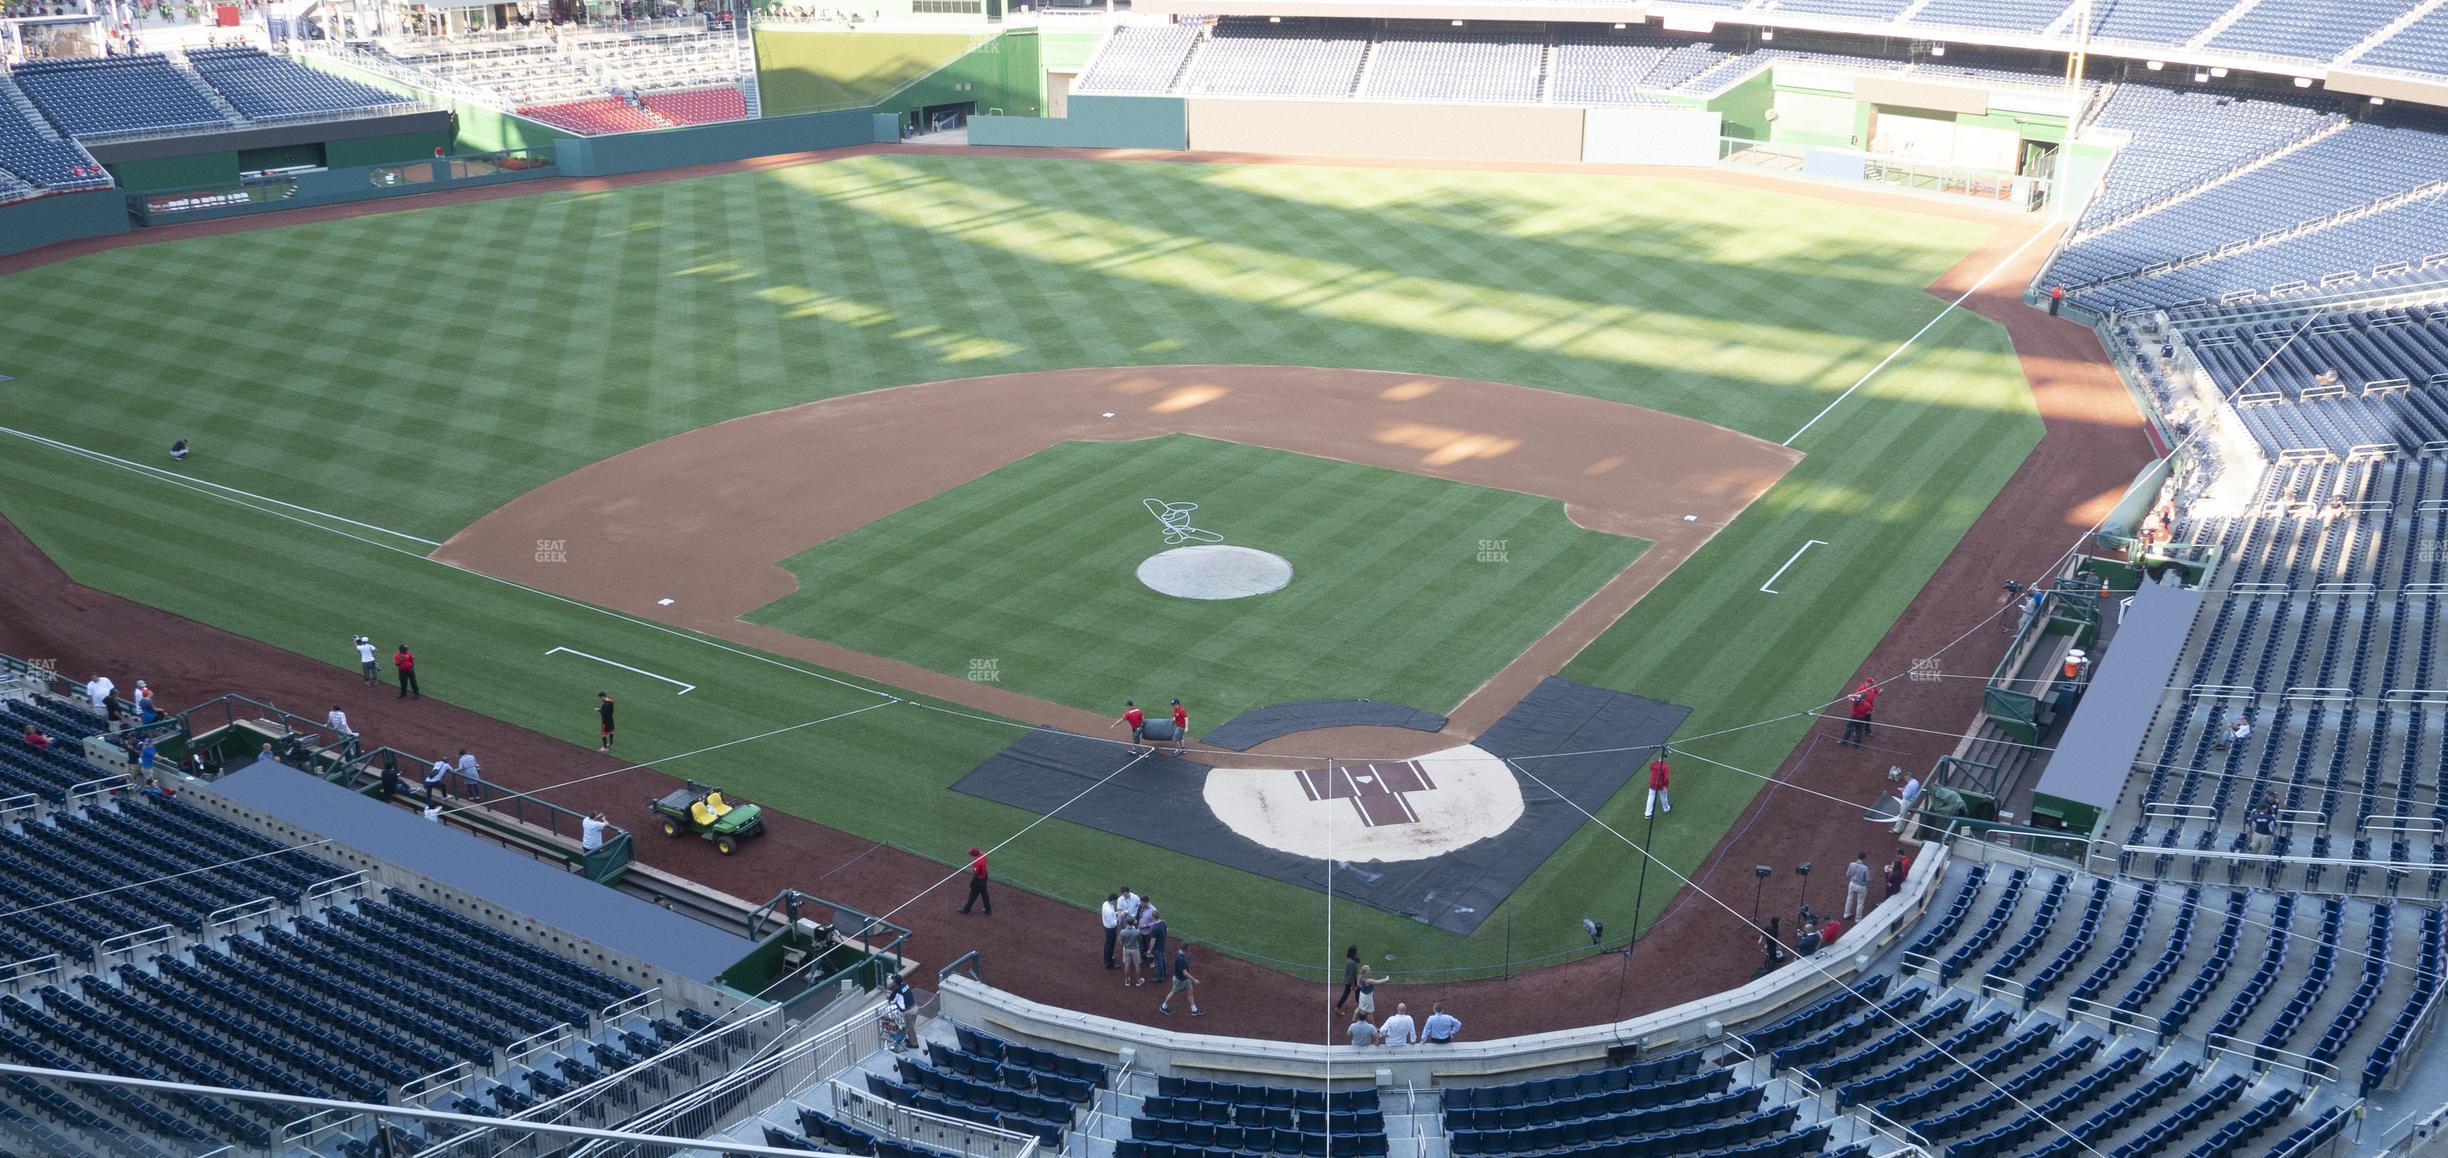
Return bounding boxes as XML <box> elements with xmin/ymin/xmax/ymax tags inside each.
<box><xmin>745</xmin><ymin>435</ymin><xmax>1647</xmax><ymax>724</ymax></box>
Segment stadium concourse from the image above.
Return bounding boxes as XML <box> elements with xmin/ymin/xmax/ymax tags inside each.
<box><xmin>0</xmin><ymin>145</ymin><xmax>2146</xmax><ymax>1049</ymax></box>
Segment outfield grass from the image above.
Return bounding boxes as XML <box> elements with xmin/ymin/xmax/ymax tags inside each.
<box><xmin>0</xmin><ymin>154</ymin><xmax>2041</xmax><ymax>978</ymax></box>
<box><xmin>748</xmin><ymin>435</ymin><xmax>1648</xmax><ymax>724</ymax></box>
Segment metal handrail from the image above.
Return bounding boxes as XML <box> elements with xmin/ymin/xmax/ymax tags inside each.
<box><xmin>2204</xmin><ymin>1031</ymin><xmax>2341</xmax><ymax>1084</ymax></box>
<box><xmin>303</xmin><ymin>870</ymin><xmax>367</xmax><ymax>905</ymax></box>
<box><xmin>202</xmin><ymin>896</ymin><xmax>278</xmax><ymax>934</ymax></box>
<box><xmin>65</xmin><ymin>773</ymin><xmax>128</xmax><ymax>804</ymax></box>
<box><xmin>939</xmin><ymin>949</ymin><xmax>984</xmax><ymax>985</ymax></box>
<box><xmin>93</xmin><ymin>923</ymin><xmax>173</xmax><ymax>963</ymax></box>
<box><xmin>0</xmin><ymin>954</ymin><xmax>59</xmax><ymax>989</ymax></box>
<box><xmin>2065</xmin><ymin>995</ymin><xmax>2165</xmax><ymax>1037</ymax></box>
<box><xmin>601</xmin><ymin>987</ymin><xmax>661</xmax><ymax>1025</ymax></box>
<box><xmin>401</xmin><ymin>1060</ymin><xmax>472</xmax><ymax>1103</ymax></box>
<box><xmin>505</xmin><ymin>1023</ymin><xmax>577</xmax><ymax>1067</ymax></box>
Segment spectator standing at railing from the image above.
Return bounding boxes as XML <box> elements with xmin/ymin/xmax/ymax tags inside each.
<box><xmin>84</xmin><ymin>672</ymin><xmax>114</xmax><ymax>713</ymax></box>
<box><xmin>423</xmin><ymin>758</ymin><xmax>449</xmax><ymax>804</ymax></box>
<box><xmin>1379</xmin><ymin>1003</ymin><xmax>1416</xmax><ymax>1047</ymax></box>
<box><xmin>327</xmin><ymin>705</ymin><xmax>358</xmax><ymax>758</ymax></box>
<box><xmin>457</xmin><ymin>750</ymin><xmax>483</xmax><ymax>801</ymax></box>
<box><xmin>582</xmin><ymin>810</ymin><xmax>609</xmax><ymax>852</ymax></box>
<box><xmin>133</xmin><ymin>680</ymin><xmax>156</xmax><ymax>723</ymax></box>
<box><xmin>1346</xmin><ymin>1011</ymin><xmax>1379</xmax><ymax>1047</ymax></box>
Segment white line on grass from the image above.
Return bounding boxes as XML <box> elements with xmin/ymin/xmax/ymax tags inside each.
<box><xmin>1</xmin><ymin>426</ymin><xmax>897</xmax><ymax>702</ymax></box>
<box><xmin>1758</xmin><ymin>539</ymin><xmax>1827</xmax><ymax>594</ymax></box>
<box><xmin>1780</xmin><ymin>222</ymin><xmax>2056</xmax><ymax>448</ymax></box>
<box><xmin>0</xmin><ymin>425</ymin><xmax>443</xmax><ymax>546</ymax></box>
<box><xmin>545</xmin><ymin>646</ymin><xmax>697</xmax><ymax>694</ymax></box>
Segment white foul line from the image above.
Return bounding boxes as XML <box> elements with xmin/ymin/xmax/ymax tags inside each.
<box><xmin>1781</xmin><ymin>221</ymin><xmax>2057</xmax><ymax>448</ymax></box>
<box><xmin>1759</xmin><ymin>539</ymin><xmax>1828</xmax><ymax>594</ymax></box>
<box><xmin>0</xmin><ymin>424</ymin><xmax>442</xmax><ymax>546</ymax></box>
<box><xmin>546</xmin><ymin>646</ymin><xmax>697</xmax><ymax>694</ymax></box>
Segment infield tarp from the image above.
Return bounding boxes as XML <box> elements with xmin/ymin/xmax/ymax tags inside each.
<box><xmin>951</xmin><ymin>677</ymin><xmax>1684</xmax><ymax>934</ymax></box>
<box><xmin>1202</xmin><ymin>700</ymin><xmax>1449</xmax><ymax>751</ymax></box>
<box><xmin>210</xmin><ymin>760</ymin><xmax>749</xmax><ymax>983</ymax></box>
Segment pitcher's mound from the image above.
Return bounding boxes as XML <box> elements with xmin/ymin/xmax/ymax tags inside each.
<box><xmin>1137</xmin><ymin>545</ymin><xmax>1293</xmax><ymax>600</ymax></box>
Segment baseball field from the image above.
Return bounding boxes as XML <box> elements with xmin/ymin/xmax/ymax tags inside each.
<box><xmin>0</xmin><ymin>150</ymin><xmax>2042</xmax><ymax>979</ymax></box>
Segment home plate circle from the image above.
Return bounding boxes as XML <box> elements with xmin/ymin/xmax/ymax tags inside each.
<box><xmin>1137</xmin><ymin>545</ymin><xmax>1293</xmax><ymax>600</ymax></box>
<box><xmin>1204</xmin><ymin>745</ymin><xmax>1523</xmax><ymax>862</ymax></box>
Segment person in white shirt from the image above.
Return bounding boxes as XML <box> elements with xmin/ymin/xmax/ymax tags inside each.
<box><xmin>85</xmin><ymin>674</ymin><xmax>114</xmax><ymax>712</ymax></box>
<box><xmin>1101</xmin><ymin>894</ymin><xmax>1122</xmax><ymax>970</ymax></box>
<box><xmin>1892</xmin><ymin>775</ymin><xmax>1923</xmax><ymax>834</ymax></box>
<box><xmin>326</xmin><ymin>706</ymin><xmax>357</xmax><ymax>758</ymax></box>
<box><xmin>1421</xmin><ymin>1003</ymin><xmax>1461</xmax><ymax>1045</ymax></box>
<box><xmin>354</xmin><ymin>636</ymin><xmax>380</xmax><ymax>686</ymax></box>
<box><xmin>424</xmin><ymin>759</ymin><xmax>450</xmax><ymax>804</ymax></box>
<box><xmin>1379</xmin><ymin>1003</ymin><xmax>1417</xmax><ymax>1047</ymax></box>
<box><xmin>2218</xmin><ymin>716</ymin><xmax>2252</xmax><ymax>751</ymax></box>
<box><xmin>1117</xmin><ymin>887</ymin><xmax>1142</xmax><ymax>926</ymax></box>
<box><xmin>581</xmin><ymin>811</ymin><xmax>609</xmax><ymax>852</ymax></box>
<box><xmin>457</xmin><ymin>750</ymin><xmax>483</xmax><ymax>801</ymax></box>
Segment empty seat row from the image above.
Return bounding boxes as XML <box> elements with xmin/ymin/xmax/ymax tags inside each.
<box><xmin>1441</xmin><ymin>1048</ymin><xmax>1704</xmax><ymax>1109</ymax></box>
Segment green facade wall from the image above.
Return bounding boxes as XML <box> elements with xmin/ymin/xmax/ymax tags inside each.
<box><xmin>754</xmin><ymin>27</ymin><xmax>993</xmax><ymax>115</ymax></box>
<box><xmin>1708</xmin><ymin>70</ymin><xmax>1776</xmax><ymax>142</ymax></box>
<box><xmin>873</xmin><ymin>27</ymin><xmax>1041</xmax><ymax>120</ymax></box>
<box><xmin>304</xmin><ymin>56</ymin><xmax>575</xmax><ymax>153</ymax></box>
<box><xmin>106</xmin><ymin>151</ymin><xmax>240</xmax><ymax>194</ymax></box>
<box><xmin>2054</xmin><ymin>137</ymin><xmax>2116</xmax><ymax>217</ymax></box>
<box><xmin>967</xmin><ymin>94</ymin><xmax>1184</xmax><ymax>149</ymax></box>
<box><xmin>324</xmin><ymin>129</ymin><xmax>455</xmax><ymax>168</ymax></box>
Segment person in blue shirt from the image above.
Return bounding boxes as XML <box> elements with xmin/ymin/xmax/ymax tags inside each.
<box><xmin>1421</xmin><ymin>1002</ymin><xmax>1461</xmax><ymax>1045</ymax></box>
<box><xmin>1159</xmin><ymin>943</ymin><xmax>1201</xmax><ymax>1017</ymax></box>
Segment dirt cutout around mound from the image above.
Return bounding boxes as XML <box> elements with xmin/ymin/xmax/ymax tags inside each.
<box><xmin>436</xmin><ymin>365</ymin><xmax>1800</xmax><ymax>748</ymax></box>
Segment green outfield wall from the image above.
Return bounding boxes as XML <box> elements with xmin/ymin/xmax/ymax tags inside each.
<box><xmin>550</xmin><ymin>106</ymin><xmax>873</xmax><ymax>174</ymax></box>
<box><xmin>967</xmin><ymin>94</ymin><xmax>1185</xmax><ymax>149</ymax></box>
<box><xmin>0</xmin><ymin>190</ymin><xmax>130</xmax><ymax>259</ymax></box>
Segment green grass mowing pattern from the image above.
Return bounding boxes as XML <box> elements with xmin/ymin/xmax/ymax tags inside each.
<box><xmin>0</xmin><ymin>155</ymin><xmax>1998</xmax><ymax>541</ymax></box>
<box><xmin>746</xmin><ymin>435</ymin><xmax>1647</xmax><ymax>723</ymax></box>
<box><xmin>0</xmin><ymin>155</ymin><xmax>2041</xmax><ymax>978</ymax></box>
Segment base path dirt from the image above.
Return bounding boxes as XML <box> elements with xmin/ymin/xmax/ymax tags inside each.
<box><xmin>436</xmin><ymin>365</ymin><xmax>1799</xmax><ymax>747</ymax></box>
<box><xmin>0</xmin><ymin>150</ymin><xmax>2152</xmax><ymax>1047</ymax></box>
